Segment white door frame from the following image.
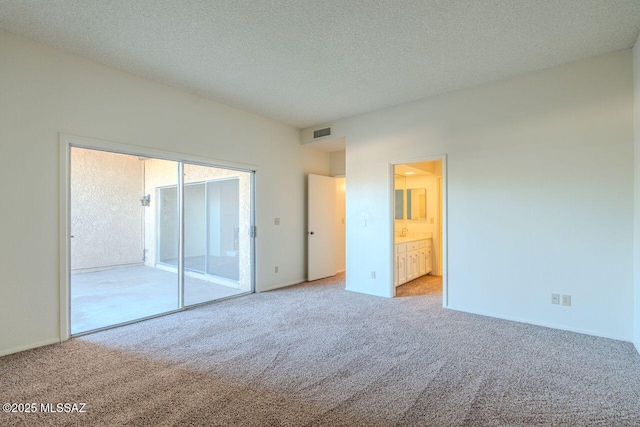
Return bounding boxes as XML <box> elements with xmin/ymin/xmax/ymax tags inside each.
<box><xmin>59</xmin><ymin>133</ymin><xmax>257</xmax><ymax>340</ymax></box>
<box><xmin>389</xmin><ymin>154</ymin><xmax>448</xmax><ymax>306</ymax></box>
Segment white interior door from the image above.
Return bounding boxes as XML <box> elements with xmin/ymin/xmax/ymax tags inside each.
<box><xmin>308</xmin><ymin>174</ymin><xmax>337</xmax><ymax>281</ymax></box>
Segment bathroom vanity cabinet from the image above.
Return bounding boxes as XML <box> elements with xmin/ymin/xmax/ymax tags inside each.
<box><xmin>394</xmin><ymin>238</ymin><xmax>432</xmax><ymax>287</ymax></box>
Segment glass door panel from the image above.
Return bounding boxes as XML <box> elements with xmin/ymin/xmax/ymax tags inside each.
<box><xmin>158</xmin><ymin>186</ymin><xmax>178</xmax><ymax>267</ymax></box>
<box><xmin>184</xmin><ymin>183</ymin><xmax>206</xmax><ymax>273</ymax></box>
<box><xmin>206</xmin><ymin>178</ymin><xmax>240</xmax><ymax>280</ymax></box>
<box><xmin>183</xmin><ymin>163</ymin><xmax>253</xmax><ymax>306</ymax></box>
<box><xmin>70</xmin><ymin>149</ymin><xmax>180</xmax><ymax>334</ymax></box>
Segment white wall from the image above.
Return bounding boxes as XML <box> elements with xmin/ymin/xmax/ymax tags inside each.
<box><xmin>335</xmin><ymin>177</ymin><xmax>346</xmax><ymax>273</ymax></box>
<box><xmin>332</xmin><ymin>152</ymin><xmax>347</xmax><ymax>273</ymax></box>
<box><xmin>320</xmin><ymin>51</ymin><xmax>634</xmax><ymax>341</ymax></box>
<box><xmin>0</xmin><ymin>30</ymin><xmax>330</xmax><ymax>356</ymax></box>
<box><xmin>330</xmin><ymin>150</ymin><xmax>346</xmax><ymax>177</ymax></box>
<box><xmin>633</xmin><ymin>34</ymin><xmax>640</xmax><ymax>352</ymax></box>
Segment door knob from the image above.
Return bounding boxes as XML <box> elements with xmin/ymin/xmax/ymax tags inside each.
<box><xmin>309</xmin><ymin>231</ymin><xmax>315</xmax><ymax>235</ymax></box>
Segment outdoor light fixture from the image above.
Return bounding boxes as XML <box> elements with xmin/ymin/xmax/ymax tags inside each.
<box><xmin>140</xmin><ymin>194</ymin><xmax>151</xmax><ymax>207</ymax></box>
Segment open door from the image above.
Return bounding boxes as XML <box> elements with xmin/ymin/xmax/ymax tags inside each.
<box><xmin>308</xmin><ymin>174</ymin><xmax>337</xmax><ymax>281</ymax></box>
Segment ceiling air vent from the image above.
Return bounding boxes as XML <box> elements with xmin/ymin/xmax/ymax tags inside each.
<box><xmin>313</xmin><ymin>127</ymin><xmax>331</xmax><ymax>139</ymax></box>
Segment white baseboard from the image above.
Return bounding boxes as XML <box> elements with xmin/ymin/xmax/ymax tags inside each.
<box><xmin>259</xmin><ymin>272</ymin><xmax>346</xmax><ymax>293</ymax></box>
<box><xmin>257</xmin><ymin>278</ymin><xmax>306</xmax><ymax>293</ymax></box>
<box><xmin>446</xmin><ymin>305</ymin><xmax>632</xmax><ymax>343</ymax></box>
<box><xmin>345</xmin><ymin>285</ymin><xmax>392</xmax><ymax>299</ymax></box>
<box><xmin>0</xmin><ymin>338</ymin><xmax>60</xmax><ymax>358</ymax></box>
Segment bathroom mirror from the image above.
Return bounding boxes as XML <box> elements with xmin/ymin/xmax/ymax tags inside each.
<box><xmin>394</xmin><ymin>189</ymin><xmax>404</xmax><ymax>219</ymax></box>
<box><xmin>407</xmin><ymin>188</ymin><xmax>426</xmax><ymax>220</ymax></box>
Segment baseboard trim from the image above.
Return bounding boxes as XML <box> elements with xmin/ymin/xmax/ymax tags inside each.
<box><xmin>257</xmin><ymin>278</ymin><xmax>306</xmax><ymax>293</ymax></box>
<box><xmin>0</xmin><ymin>338</ymin><xmax>60</xmax><ymax>358</ymax></box>
<box><xmin>446</xmin><ymin>305</ymin><xmax>632</xmax><ymax>343</ymax></box>
<box><xmin>345</xmin><ymin>286</ymin><xmax>392</xmax><ymax>299</ymax></box>
<box><xmin>259</xmin><ymin>272</ymin><xmax>347</xmax><ymax>293</ymax></box>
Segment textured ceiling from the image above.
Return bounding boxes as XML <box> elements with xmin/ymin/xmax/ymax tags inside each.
<box><xmin>1</xmin><ymin>1</ymin><xmax>639</xmax><ymax>129</ymax></box>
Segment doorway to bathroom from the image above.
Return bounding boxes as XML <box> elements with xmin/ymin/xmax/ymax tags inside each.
<box><xmin>62</xmin><ymin>136</ymin><xmax>255</xmax><ymax>335</ymax></box>
<box><xmin>392</xmin><ymin>157</ymin><xmax>446</xmax><ymax>303</ymax></box>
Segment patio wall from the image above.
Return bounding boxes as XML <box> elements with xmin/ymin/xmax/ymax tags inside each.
<box><xmin>70</xmin><ymin>148</ymin><xmax>145</xmax><ymax>271</ymax></box>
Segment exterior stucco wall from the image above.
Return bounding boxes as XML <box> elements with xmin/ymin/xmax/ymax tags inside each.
<box><xmin>70</xmin><ymin>148</ymin><xmax>144</xmax><ymax>271</ymax></box>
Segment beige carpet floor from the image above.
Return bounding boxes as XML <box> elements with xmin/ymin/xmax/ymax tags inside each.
<box><xmin>1</xmin><ymin>273</ymin><xmax>640</xmax><ymax>426</ymax></box>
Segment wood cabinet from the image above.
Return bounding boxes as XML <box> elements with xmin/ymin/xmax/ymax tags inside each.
<box><xmin>395</xmin><ymin>238</ymin><xmax>432</xmax><ymax>287</ymax></box>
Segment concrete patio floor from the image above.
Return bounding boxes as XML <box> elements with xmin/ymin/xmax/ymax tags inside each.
<box><xmin>71</xmin><ymin>265</ymin><xmax>248</xmax><ymax>334</ymax></box>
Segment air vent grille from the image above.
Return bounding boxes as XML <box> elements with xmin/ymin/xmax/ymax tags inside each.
<box><xmin>313</xmin><ymin>127</ymin><xmax>331</xmax><ymax>139</ymax></box>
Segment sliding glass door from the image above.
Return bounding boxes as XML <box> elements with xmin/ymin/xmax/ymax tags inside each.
<box><xmin>70</xmin><ymin>146</ymin><xmax>254</xmax><ymax>335</ymax></box>
<box><xmin>161</xmin><ymin>163</ymin><xmax>253</xmax><ymax>306</ymax></box>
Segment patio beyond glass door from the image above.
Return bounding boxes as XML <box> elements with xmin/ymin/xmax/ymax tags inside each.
<box><xmin>70</xmin><ymin>149</ymin><xmax>180</xmax><ymax>334</ymax></box>
<box><xmin>158</xmin><ymin>163</ymin><xmax>252</xmax><ymax>305</ymax></box>
<box><xmin>70</xmin><ymin>146</ymin><xmax>254</xmax><ymax>335</ymax></box>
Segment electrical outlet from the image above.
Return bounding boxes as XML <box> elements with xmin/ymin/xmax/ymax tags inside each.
<box><xmin>552</xmin><ymin>293</ymin><xmax>560</xmax><ymax>304</ymax></box>
<box><xmin>562</xmin><ymin>295</ymin><xmax>571</xmax><ymax>306</ymax></box>
<box><xmin>275</xmin><ymin>266</ymin><xmax>278</xmax><ymax>273</ymax></box>
<box><xmin>371</xmin><ymin>271</ymin><xmax>376</xmax><ymax>279</ymax></box>
<box><xmin>274</xmin><ymin>218</ymin><xmax>280</xmax><ymax>225</ymax></box>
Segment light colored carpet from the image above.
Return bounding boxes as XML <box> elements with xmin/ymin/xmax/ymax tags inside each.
<box><xmin>2</xmin><ymin>273</ymin><xmax>640</xmax><ymax>426</ymax></box>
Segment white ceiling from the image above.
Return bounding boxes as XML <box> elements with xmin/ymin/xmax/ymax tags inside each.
<box><xmin>1</xmin><ymin>1</ymin><xmax>639</xmax><ymax>129</ymax></box>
